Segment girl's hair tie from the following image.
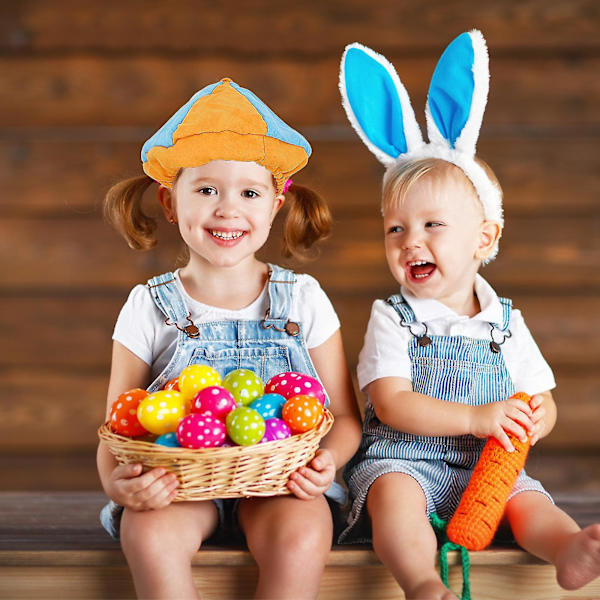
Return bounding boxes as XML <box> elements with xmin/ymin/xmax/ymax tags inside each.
<box><xmin>283</xmin><ymin>178</ymin><xmax>294</xmax><ymax>194</ymax></box>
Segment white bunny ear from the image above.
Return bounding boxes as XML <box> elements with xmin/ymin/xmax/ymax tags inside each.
<box><xmin>340</xmin><ymin>43</ymin><xmax>423</xmax><ymax>166</ymax></box>
<box><xmin>425</xmin><ymin>30</ymin><xmax>489</xmax><ymax>156</ymax></box>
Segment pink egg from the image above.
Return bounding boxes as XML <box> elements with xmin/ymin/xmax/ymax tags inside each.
<box><xmin>260</xmin><ymin>418</ymin><xmax>292</xmax><ymax>443</ymax></box>
<box><xmin>265</xmin><ymin>372</ymin><xmax>326</xmax><ymax>405</ymax></box>
<box><xmin>176</xmin><ymin>413</ymin><xmax>226</xmax><ymax>449</ymax></box>
<box><xmin>192</xmin><ymin>386</ymin><xmax>237</xmax><ymax>421</ymax></box>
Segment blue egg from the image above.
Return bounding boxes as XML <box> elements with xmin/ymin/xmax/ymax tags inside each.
<box><xmin>155</xmin><ymin>432</ymin><xmax>180</xmax><ymax>447</ymax></box>
<box><xmin>250</xmin><ymin>393</ymin><xmax>287</xmax><ymax>419</ymax></box>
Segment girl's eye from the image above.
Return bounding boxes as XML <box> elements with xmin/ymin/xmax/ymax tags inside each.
<box><xmin>242</xmin><ymin>189</ymin><xmax>259</xmax><ymax>199</ymax></box>
<box><xmin>197</xmin><ymin>187</ymin><xmax>217</xmax><ymax>195</ymax></box>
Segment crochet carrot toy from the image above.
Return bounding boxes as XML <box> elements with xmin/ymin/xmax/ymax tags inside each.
<box><xmin>447</xmin><ymin>392</ymin><xmax>532</xmax><ymax>551</ymax></box>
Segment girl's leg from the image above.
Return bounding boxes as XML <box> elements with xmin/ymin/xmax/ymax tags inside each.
<box><xmin>506</xmin><ymin>491</ymin><xmax>600</xmax><ymax>590</ymax></box>
<box><xmin>238</xmin><ymin>494</ymin><xmax>332</xmax><ymax>599</ymax></box>
<box><xmin>367</xmin><ymin>473</ymin><xmax>457</xmax><ymax>600</ymax></box>
<box><xmin>120</xmin><ymin>500</ymin><xmax>219</xmax><ymax>599</ymax></box>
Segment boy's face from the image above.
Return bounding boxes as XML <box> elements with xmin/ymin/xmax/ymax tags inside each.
<box><xmin>383</xmin><ymin>169</ymin><xmax>493</xmax><ymax>312</ymax></box>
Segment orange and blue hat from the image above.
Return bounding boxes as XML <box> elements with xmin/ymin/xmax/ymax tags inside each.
<box><xmin>141</xmin><ymin>78</ymin><xmax>311</xmax><ymax>194</ymax></box>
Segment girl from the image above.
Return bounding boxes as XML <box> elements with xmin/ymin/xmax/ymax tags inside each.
<box><xmin>97</xmin><ymin>77</ymin><xmax>362</xmax><ymax>599</ymax></box>
<box><xmin>337</xmin><ymin>32</ymin><xmax>600</xmax><ymax>599</ymax></box>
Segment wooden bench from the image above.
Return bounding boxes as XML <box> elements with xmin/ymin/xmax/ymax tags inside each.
<box><xmin>1</xmin><ymin>491</ymin><xmax>599</xmax><ymax>599</ymax></box>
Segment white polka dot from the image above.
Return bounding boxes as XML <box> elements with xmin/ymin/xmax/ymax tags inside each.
<box><xmin>304</xmin><ymin>382</ymin><xmax>312</xmax><ymax>388</ymax></box>
<box><xmin>116</xmin><ymin>403</ymin><xmax>122</xmax><ymax>409</ymax></box>
<box><xmin>232</xmin><ymin>382</ymin><xmax>239</xmax><ymax>388</ymax></box>
<box><xmin>294</xmin><ymin>387</ymin><xmax>301</xmax><ymax>393</ymax></box>
<box><xmin>156</xmin><ymin>414</ymin><xmax>164</xmax><ymax>420</ymax></box>
<box><xmin>211</xmin><ymin>389</ymin><xmax>219</xmax><ymax>395</ymax></box>
<box><xmin>281</xmin><ymin>380</ymin><xmax>287</xmax><ymax>385</ymax></box>
<box><xmin>146</xmin><ymin>405</ymin><xmax>154</xmax><ymax>412</ymax></box>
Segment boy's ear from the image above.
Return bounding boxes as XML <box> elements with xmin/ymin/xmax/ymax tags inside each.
<box><xmin>476</xmin><ymin>220</ymin><xmax>501</xmax><ymax>260</ymax></box>
<box><xmin>158</xmin><ymin>185</ymin><xmax>177</xmax><ymax>223</ymax></box>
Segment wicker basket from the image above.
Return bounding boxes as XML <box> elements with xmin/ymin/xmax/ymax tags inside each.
<box><xmin>98</xmin><ymin>408</ymin><xmax>333</xmax><ymax>501</ymax></box>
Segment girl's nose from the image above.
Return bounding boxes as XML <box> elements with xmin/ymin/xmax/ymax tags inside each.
<box><xmin>214</xmin><ymin>193</ymin><xmax>240</xmax><ymax>218</ymax></box>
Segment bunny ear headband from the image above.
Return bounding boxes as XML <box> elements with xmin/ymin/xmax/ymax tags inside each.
<box><xmin>339</xmin><ymin>30</ymin><xmax>503</xmax><ymax>248</ymax></box>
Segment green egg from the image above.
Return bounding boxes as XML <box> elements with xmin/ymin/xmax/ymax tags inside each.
<box><xmin>225</xmin><ymin>406</ymin><xmax>265</xmax><ymax>446</ymax></box>
<box><xmin>223</xmin><ymin>369</ymin><xmax>264</xmax><ymax>406</ymax></box>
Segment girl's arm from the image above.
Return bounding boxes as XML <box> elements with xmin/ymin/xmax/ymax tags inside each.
<box><xmin>97</xmin><ymin>341</ymin><xmax>179</xmax><ymax>510</ymax></box>
<box><xmin>287</xmin><ymin>329</ymin><xmax>363</xmax><ymax>499</ymax></box>
<box><xmin>368</xmin><ymin>376</ymin><xmax>536</xmax><ymax>453</ymax></box>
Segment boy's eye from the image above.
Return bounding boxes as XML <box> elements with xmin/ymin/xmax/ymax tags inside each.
<box><xmin>426</xmin><ymin>221</ymin><xmax>444</xmax><ymax>228</ymax></box>
<box><xmin>387</xmin><ymin>225</ymin><xmax>404</xmax><ymax>234</ymax></box>
<box><xmin>242</xmin><ymin>189</ymin><xmax>259</xmax><ymax>199</ymax></box>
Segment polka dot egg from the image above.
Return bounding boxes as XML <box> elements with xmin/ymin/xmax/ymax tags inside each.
<box><xmin>223</xmin><ymin>369</ymin><xmax>264</xmax><ymax>406</ymax></box>
<box><xmin>192</xmin><ymin>386</ymin><xmax>237</xmax><ymax>421</ymax></box>
<box><xmin>110</xmin><ymin>388</ymin><xmax>149</xmax><ymax>437</ymax></box>
<box><xmin>137</xmin><ymin>390</ymin><xmax>190</xmax><ymax>435</ymax></box>
<box><xmin>265</xmin><ymin>372</ymin><xmax>326</xmax><ymax>405</ymax></box>
<box><xmin>154</xmin><ymin>432</ymin><xmax>180</xmax><ymax>447</ymax></box>
<box><xmin>177</xmin><ymin>413</ymin><xmax>226</xmax><ymax>449</ymax></box>
<box><xmin>282</xmin><ymin>395</ymin><xmax>324</xmax><ymax>433</ymax></box>
<box><xmin>260</xmin><ymin>418</ymin><xmax>292</xmax><ymax>443</ymax></box>
<box><xmin>178</xmin><ymin>364</ymin><xmax>222</xmax><ymax>400</ymax></box>
<box><xmin>226</xmin><ymin>406</ymin><xmax>265</xmax><ymax>445</ymax></box>
<box><xmin>250</xmin><ymin>393</ymin><xmax>287</xmax><ymax>420</ymax></box>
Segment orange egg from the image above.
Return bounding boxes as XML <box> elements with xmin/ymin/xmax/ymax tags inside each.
<box><xmin>282</xmin><ymin>395</ymin><xmax>324</xmax><ymax>433</ymax></box>
<box><xmin>110</xmin><ymin>388</ymin><xmax>149</xmax><ymax>437</ymax></box>
<box><xmin>163</xmin><ymin>377</ymin><xmax>180</xmax><ymax>391</ymax></box>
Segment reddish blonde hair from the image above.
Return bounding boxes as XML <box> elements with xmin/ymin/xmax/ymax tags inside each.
<box><xmin>103</xmin><ymin>173</ymin><xmax>331</xmax><ymax>260</ymax></box>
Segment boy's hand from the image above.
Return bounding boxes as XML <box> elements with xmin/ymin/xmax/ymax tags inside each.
<box><xmin>469</xmin><ymin>396</ymin><xmax>534</xmax><ymax>453</ymax></box>
<box><xmin>287</xmin><ymin>449</ymin><xmax>336</xmax><ymax>500</ymax></box>
<box><xmin>528</xmin><ymin>394</ymin><xmax>547</xmax><ymax>446</ymax></box>
<box><xmin>107</xmin><ymin>463</ymin><xmax>179</xmax><ymax>511</ymax></box>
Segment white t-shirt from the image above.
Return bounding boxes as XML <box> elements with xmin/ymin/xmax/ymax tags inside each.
<box><xmin>357</xmin><ymin>275</ymin><xmax>555</xmax><ymax>396</ymax></box>
<box><xmin>114</xmin><ymin>269</ymin><xmax>340</xmax><ymax>381</ymax></box>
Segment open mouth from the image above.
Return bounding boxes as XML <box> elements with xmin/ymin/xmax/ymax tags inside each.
<box><xmin>407</xmin><ymin>260</ymin><xmax>436</xmax><ymax>281</ymax></box>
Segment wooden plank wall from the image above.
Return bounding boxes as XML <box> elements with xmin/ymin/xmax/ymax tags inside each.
<box><xmin>1</xmin><ymin>1</ymin><xmax>598</xmax><ymax>488</ymax></box>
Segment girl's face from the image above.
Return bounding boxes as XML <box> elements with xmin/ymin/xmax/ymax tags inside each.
<box><xmin>383</xmin><ymin>169</ymin><xmax>498</xmax><ymax>313</ymax></box>
<box><xmin>159</xmin><ymin>160</ymin><xmax>284</xmax><ymax>269</ymax></box>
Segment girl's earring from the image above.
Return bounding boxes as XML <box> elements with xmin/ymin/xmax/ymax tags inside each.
<box><xmin>169</xmin><ymin>217</ymin><xmax>177</xmax><ymax>224</ymax></box>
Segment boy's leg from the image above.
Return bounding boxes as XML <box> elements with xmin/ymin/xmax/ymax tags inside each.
<box><xmin>506</xmin><ymin>491</ymin><xmax>600</xmax><ymax>590</ymax></box>
<box><xmin>238</xmin><ymin>494</ymin><xmax>332</xmax><ymax>600</ymax></box>
<box><xmin>121</xmin><ymin>500</ymin><xmax>219</xmax><ymax>599</ymax></box>
<box><xmin>367</xmin><ymin>472</ymin><xmax>457</xmax><ymax>600</ymax></box>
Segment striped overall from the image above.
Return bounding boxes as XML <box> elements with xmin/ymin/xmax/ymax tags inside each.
<box><xmin>339</xmin><ymin>293</ymin><xmax>550</xmax><ymax>544</ymax></box>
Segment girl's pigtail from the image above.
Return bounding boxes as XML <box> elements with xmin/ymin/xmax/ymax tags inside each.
<box><xmin>103</xmin><ymin>174</ymin><xmax>157</xmax><ymax>250</ymax></box>
<box><xmin>282</xmin><ymin>183</ymin><xmax>332</xmax><ymax>260</ymax></box>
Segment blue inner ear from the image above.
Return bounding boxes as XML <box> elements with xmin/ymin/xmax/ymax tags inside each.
<box><xmin>428</xmin><ymin>32</ymin><xmax>474</xmax><ymax>148</ymax></box>
<box><xmin>344</xmin><ymin>47</ymin><xmax>407</xmax><ymax>157</ymax></box>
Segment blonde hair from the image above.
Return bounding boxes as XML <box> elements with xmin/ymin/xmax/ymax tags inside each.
<box><xmin>382</xmin><ymin>157</ymin><xmax>502</xmax><ymax>216</ymax></box>
<box><xmin>103</xmin><ymin>172</ymin><xmax>331</xmax><ymax>260</ymax></box>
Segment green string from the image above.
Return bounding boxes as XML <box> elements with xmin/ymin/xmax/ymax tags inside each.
<box><xmin>430</xmin><ymin>514</ymin><xmax>472</xmax><ymax>600</ymax></box>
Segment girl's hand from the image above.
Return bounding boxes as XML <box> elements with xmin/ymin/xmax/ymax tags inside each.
<box><xmin>107</xmin><ymin>463</ymin><xmax>179</xmax><ymax>511</ymax></box>
<box><xmin>469</xmin><ymin>397</ymin><xmax>534</xmax><ymax>453</ymax></box>
<box><xmin>528</xmin><ymin>394</ymin><xmax>547</xmax><ymax>446</ymax></box>
<box><xmin>287</xmin><ymin>449</ymin><xmax>336</xmax><ymax>500</ymax></box>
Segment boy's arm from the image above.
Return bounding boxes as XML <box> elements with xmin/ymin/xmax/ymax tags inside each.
<box><xmin>368</xmin><ymin>376</ymin><xmax>536</xmax><ymax>452</ymax></box>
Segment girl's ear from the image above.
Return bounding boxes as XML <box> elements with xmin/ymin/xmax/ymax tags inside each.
<box><xmin>339</xmin><ymin>43</ymin><xmax>423</xmax><ymax>166</ymax></box>
<box><xmin>158</xmin><ymin>185</ymin><xmax>177</xmax><ymax>223</ymax></box>
<box><xmin>271</xmin><ymin>193</ymin><xmax>285</xmax><ymax>223</ymax></box>
<box><xmin>475</xmin><ymin>220</ymin><xmax>501</xmax><ymax>261</ymax></box>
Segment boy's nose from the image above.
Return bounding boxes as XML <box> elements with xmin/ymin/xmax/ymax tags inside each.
<box><xmin>402</xmin><ymin>231</ymin><xmax>422</xmax><ymax>249</ymax></box>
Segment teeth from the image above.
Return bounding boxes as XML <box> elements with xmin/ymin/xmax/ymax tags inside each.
<box><xmin>409</xmin><ymin>260</ymin><xmax>429</xmax><ymax>266</ymax></box>
<box><xmin>210</xmin><ymin>230</ymin><xmax>244</xmax><ymax>240</ymax></box>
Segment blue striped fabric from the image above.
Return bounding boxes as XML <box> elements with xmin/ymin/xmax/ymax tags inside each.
<box><xmin>339</xmin><ymin>293</ymin><xmax>551</xmax><ymax>544</ymax></box>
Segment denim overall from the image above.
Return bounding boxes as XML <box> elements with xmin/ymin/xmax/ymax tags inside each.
<box><xmin>339</xmin><ymin>293</ymin><xmax>550</xmax><ymax>544</ymax></box>
<box><xmin>101</xmin><ymin>264</ymin><xmax>343</xmax><ymax>540</ymax></box>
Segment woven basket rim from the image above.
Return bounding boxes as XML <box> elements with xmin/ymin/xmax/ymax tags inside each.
<box><xmin>98</xmin><ymin>407</ymin><xmax>334</xmax><ymax>457</ymax></box>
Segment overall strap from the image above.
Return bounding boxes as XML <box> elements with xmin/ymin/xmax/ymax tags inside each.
<box><xmin>146</xmin><ymin>272</ymin><xmax>190</xmax><ymax>325</ymax></box>
<box><xmin>266</xmin><ymin>263</ymin><xmax>296</xmax><ymax>320</ymax></box>
<box><xmin>496</xmin><ymin>297</ymin><xmax>513</xmax><ymax>331</ymax></box>
<box><xmin>386</xmin><ymin>293</ymin><xmax>416</xmax><ymax>324</ymax></box>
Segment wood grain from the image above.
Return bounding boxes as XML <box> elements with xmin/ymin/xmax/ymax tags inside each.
<box><xmin>1</xmin><ymin>56</ymin><xmax>599</xmax><ymax>127</ymax></box>
<box><xmin>3</xmin><ymin>0</ymin><xmax>598</xmax><ymax>53</ymax></box>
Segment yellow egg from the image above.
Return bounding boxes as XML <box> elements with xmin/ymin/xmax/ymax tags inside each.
<box><xmin>137</xmin><ymin>390</ymin><xmax>190</xmax><ymax>435</ymax></box>
<box><xmin>178</xmin><ymin>364</ymin><xmax>222</xmax><ymax>400</ymax></box>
